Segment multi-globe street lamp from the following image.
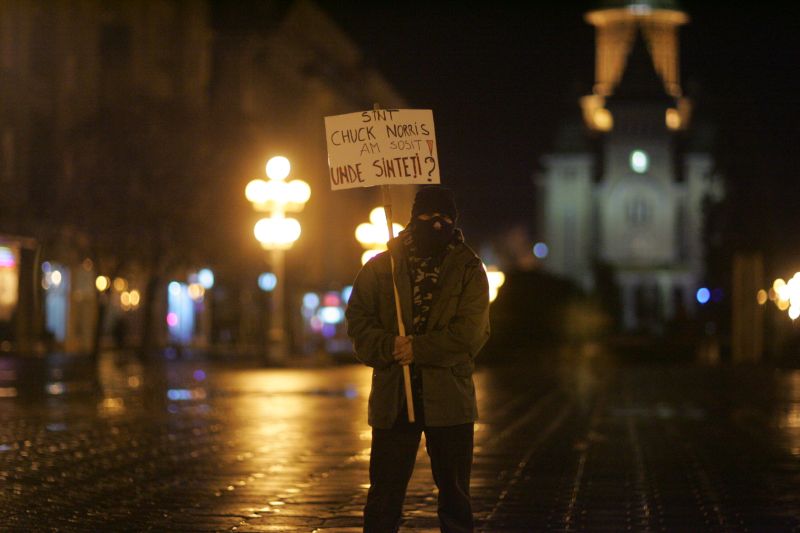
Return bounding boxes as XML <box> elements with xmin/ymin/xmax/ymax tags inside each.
<box><xmin>354</xmin><ymin>207</ymin><xmax>404</xmax><ymax>265</ymax></box>
<box><xmin>245</xmin><ymin>156</ymin><xmax>310</xmax><ymax>361</ymax></box>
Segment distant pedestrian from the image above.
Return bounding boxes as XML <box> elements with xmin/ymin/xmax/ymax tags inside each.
<box><xmin>112</xmin><ymin>316</ymin><xmax>128</xmax><ymax>350</ymax></box>
<box><xmin>346</xmin><ymin>186</ymin><xmax>490</xmax><ymax>533</ymax></box>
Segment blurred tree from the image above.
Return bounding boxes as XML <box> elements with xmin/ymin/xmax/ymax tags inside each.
<box><xmin>64</xmin><ymin>96</ymin><xmax>221</xmax><ymax>362</ymax></box>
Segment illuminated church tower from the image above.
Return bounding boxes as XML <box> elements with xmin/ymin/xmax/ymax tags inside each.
<box><xmin>537</xmin><ymin>0</ymin><xmax>722</xmax><ymax>332</ymax></box>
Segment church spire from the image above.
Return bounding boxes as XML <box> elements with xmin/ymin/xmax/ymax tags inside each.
<box><xmin>580</xmin><ymin>1</ymin><xmax>691</xmax><ymax>132</ymax></box>
<box><xmin>585</xmin><ymin>1</ymin><xmax>688</xmax><ymax>98</ymax></box>
<box><xmin>613</xmin><ymin>28</ymin><xmax>672</xmax><ymax>100</ymax></box>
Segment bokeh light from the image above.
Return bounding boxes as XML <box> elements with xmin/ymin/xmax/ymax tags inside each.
<box><xmin>765</xmin><ymin>273</ymin><xmax>800</xmax><ymax>320</ymax></box>
<box><xmin>258</xmin><ymin>272</ymin><xmax>277</xmax><ymax>292</ymax></box>
<box><xmin>265</xmin><ymin>156</ymin><xmax>291</xmax><ymax>181</ymax></box>
<box><xmin>95</xmin><ymin>276</ymin><xmax>110</xmax><ymax>292</ymax></box>
<box><xmin>696</xmin><ymin>287</ymin><xmax>710</xmax><ymax>305</ymax></box>
<box><xmin>198</xmin><ymin>268</ymin><xmax>214</xmax><ymax>289</ymax></box>
<box><xmin>483</xmin><ymin>264</ymin><xmax>506</xmax><ymax>303</ymax></box>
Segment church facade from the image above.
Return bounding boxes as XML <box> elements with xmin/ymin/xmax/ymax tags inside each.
<box><xmin>536</xmin><ymin>1</ymin><xmax>723</xmax><ymax>332</ymax></box>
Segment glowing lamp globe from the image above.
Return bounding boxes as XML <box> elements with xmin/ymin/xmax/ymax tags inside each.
<box><xmin>254</xmin><ymin>217</ymin><xmax>302</xmax><ymax>250</ymax></box>
<box><xmin>266</xmin><ymin>156</ymin><xmax>291</xmax><ymax>181</ymax></box>
<box><xmin>245</xmin><ymin>179</ymin><xmax>269</xmax><ymax>204</ymax></box>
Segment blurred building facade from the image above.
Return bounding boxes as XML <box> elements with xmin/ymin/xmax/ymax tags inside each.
<box><xmin>0</xmin><ymin>0</ymin><xmax>412</xmax><ymax>355</ymax></box>
<box><xmin>537</xmin><ymin>0</ymin><xmax>723</xmax><ymax>332</ymax></box>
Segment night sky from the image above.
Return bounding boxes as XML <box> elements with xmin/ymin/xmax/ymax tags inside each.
<box><xmin>321</xmin><ymin>1</ymin><xmax>800</xmax><ymax>269</ymax></box>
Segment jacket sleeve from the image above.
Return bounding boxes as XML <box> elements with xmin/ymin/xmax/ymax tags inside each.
<box><xmin>345</xmin><ymin>258</ymin><xmax>396</xmax><ymax>369</ymax></box>
<box><xmin>412</xmin><ymin>257</ymin><xmax>490</xmax><ymax>367</ymax></box>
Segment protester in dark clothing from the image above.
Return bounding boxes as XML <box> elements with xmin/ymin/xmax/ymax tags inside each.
<box><xmin>346</xmin><ymin>186</ymin><xmax>490</xmax><ymax>533</ymax></box>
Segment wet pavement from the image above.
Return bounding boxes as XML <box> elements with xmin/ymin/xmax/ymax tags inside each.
<box><xmin>0</xmin><ymin>346</ymin><xmax>799</xmax><ymax>532</ymax></box>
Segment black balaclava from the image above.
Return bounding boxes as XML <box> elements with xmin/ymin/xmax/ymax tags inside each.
<box><xmin>409</xmin><ymin>186</ymin><xmax>458</xmax><ymax>257</ymax></box>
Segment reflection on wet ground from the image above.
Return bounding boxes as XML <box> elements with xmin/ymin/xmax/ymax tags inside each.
<box><xmin>0</xmin><ymin>347</ymin><xmax>798</xmax><ymax>531</ymax></box>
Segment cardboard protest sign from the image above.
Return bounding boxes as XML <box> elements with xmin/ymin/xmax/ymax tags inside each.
<box><xmin>325</xmin><ymin>107</ymin><xmax>437</xmax><ymax>423</ymax></box>
<box><xmin>325</xmin><ymin>109</ymin><xmax>440</xmax><ymax>190</ymax></box>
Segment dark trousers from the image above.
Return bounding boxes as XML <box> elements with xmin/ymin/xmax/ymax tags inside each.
<box><xmin>363</xmin><ymin>418</ymin><xmax>474</xmax><ymax>533</ymax></box>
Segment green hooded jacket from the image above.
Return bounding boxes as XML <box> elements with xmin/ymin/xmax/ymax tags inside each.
<box><xmin>345</xmin><ymin>236</ymin><xmax>490</xmax><ymax>428</ymax></box>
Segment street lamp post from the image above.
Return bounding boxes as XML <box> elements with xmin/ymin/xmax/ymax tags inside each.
<box><xmin>245</xmin><ymin>156</ymin><xmax>310</xmax><ymax>362</ymax></box>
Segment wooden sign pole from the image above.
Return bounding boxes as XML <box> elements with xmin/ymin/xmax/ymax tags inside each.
<box><xmin>381</xmin><ymin>184</ymin><xmax>415</xmax><ymax>423</ymax></box>
<box><xmin>375</xmin><ymin>104</ymin><xmax>415</xmax><ymax>423</ymax></box>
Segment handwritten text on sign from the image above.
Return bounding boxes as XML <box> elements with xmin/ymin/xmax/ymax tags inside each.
<box><xmin>325</xmin><ymin>109</ymin><xmax>440</xmax><ymax>190</ymax></box>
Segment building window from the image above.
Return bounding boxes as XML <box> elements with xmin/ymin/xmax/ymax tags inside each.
<box><xmin>630</xmin><ymin>150</ymin><xmax>649</xmax><ymax>173</ymax></box>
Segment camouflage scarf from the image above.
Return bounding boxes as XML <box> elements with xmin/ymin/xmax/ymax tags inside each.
<box><xmin>401</xmin><ymin>227</ymin><xmax>464</xmax><ymax>335</ymax></box>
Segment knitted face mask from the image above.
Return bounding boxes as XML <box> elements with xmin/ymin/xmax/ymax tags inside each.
<box><xmin>413</xmin><ymin>215</ymin><xmax>454</xmax><ymax>257</ymax></box>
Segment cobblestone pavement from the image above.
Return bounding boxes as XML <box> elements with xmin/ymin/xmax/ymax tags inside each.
<box><xmin>0</xmin><ymin>345</ymin><xmax>799</xmax><ymax>532</ymax></box>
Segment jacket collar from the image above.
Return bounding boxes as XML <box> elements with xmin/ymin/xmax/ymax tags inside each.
<box><xmin>386</xmin><ymin>228</ymin><xmax>478</xmax><ymax>332</ymax></box>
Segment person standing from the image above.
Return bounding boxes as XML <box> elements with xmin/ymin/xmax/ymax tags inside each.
<box><xmin>346</xmin><ymin>186</ymin><xmax>490</xmax><ymax>533</ymax></box>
